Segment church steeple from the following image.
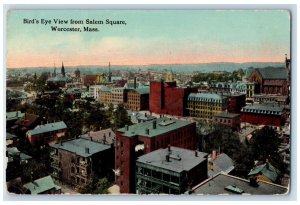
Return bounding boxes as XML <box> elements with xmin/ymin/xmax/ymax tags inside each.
<box><xmin>108</xmin><ymin>62</ymin><xmax>112</xmax><ymax>83</ymax></box>
<box><xmin>61</xmin><ymin>61</ymin><xmax>65</xmax><ymax>77</ymax></box>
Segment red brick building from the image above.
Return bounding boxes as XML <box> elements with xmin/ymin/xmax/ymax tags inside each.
<box><xmin>223</xmin><ymin>93</ymin><xmax>246</xmax><ymax>113</ymax></box>
<box><xmin>150</xmin><ymin>81</ymin><xmax>197</xmax><ymax>116</ymax></box>
<box><xmin>115</xmin><ymin>117</ymin><xmax>197</xmax><ymax>193</ymax></box>
<box><xmin>213</xmin><ymin>112</ymin><xmax>241</xmax><ymax>131</ymax></box>
<box><xmin>241</xmin><ymin>103</ymin><xmax>285</xmax><ymax>127</ymax></box>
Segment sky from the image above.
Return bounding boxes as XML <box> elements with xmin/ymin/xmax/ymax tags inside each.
<box><xmin>6</xmin><ymin>10</ymin><xmax>291</xmax><ymax>68</ymax></box>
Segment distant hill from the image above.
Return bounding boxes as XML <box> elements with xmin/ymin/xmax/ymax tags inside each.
<box><xmin>7</xmin><ymin>62</ymin><xmax>285</xmax><ymax>75</ymax></box>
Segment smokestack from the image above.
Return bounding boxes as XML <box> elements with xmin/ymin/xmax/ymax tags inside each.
<box><xmin>85</xmin><ymin>147</ymin><xmax>89</xmax><ymax>154</ymax></box>
<box><xmin>125</xmin><ymin>125</ymin><xmax>129</xmax><ymax>131</ymax></box>
<box><xmin>145</xmin><ymin>128</ymin><xmax>150</xmax><ymax>135</ymax></box>
<box><xmin>195</xmin><ymin>150</ymin><xmax>198</xmax><ymax>157</ymax></box>
<box><xmin>166</xmin><ymin>154</ymin><xmax>170</xmax><ymax>162</ymax></box>
<box><xmin>211</xmin><ymin>150</ymin><xmax>217</xmax><ymax>160</ymax></box>
<box><xmin>153</xmin><ymin>120</ymin><xmax>157</xmax><ymax>129</ymax></box>
<box><xmin>134</xmin><ymin>77</ymin><xmax>137</xmax><ymax>89</ymax></box>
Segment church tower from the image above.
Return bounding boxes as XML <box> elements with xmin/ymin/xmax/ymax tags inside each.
<box><xmin>61</xmin><ymin>61</ymin><xmax>65</xmax><ymax>77</ymax></box>
<box><xmin>108</xmin><ymin>62</ymin><xmax>112</xmax><ymax>83</ymax></box>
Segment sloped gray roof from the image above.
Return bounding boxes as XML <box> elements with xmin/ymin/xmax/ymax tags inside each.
<box><xmin>23</xmin><ymin>176</ymin><xmax>61</xmax><ymax>194</ymax></box>
<box><xmin>50</xmin><ymin>138</ymin><xmax>110</xmax><ymax>157</ymax></box>
<box><xmin>249</xmin><ymin>67</ymin><xmax>288</xmax><ymax>80</ymax></box>
<box><xmin>188</xmin><ymin>93</ymin><xmax>227</xmax><ymax>103</ymax></box>
<box><xmin>241</xmin><ymin>103</ymin><xmax>283</xmax><ymax>115</ymax></box>
<box><xmin>248</xmin><ymin>163</ymin><xmax>280</xmax><ymax>182</ymax></box>
<box><xmin>27</xmin><ymin>121</ymin><xmax>67</xmax><ymax>136</ymax></box>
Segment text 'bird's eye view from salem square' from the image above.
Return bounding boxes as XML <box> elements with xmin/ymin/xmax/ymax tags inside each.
<box><xmin>5</xmin><ymin>10</ymin><xmax>291</xmax><ymax>196</ymax></box>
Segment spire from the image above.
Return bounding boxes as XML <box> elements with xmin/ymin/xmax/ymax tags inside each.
<box><xmin>53</xmin><ymin>63</ymin><xmax>56</xmax><ymax>77</ymax></box>
<box><xmin>108</xmin><ymin>62</ymin><xmax>112</xmax><ymax>83</ymax></box>
<box><xmin>61</xmin><ymin>61</ymin><xmax>65</xmax><ymax>77</ymax></box>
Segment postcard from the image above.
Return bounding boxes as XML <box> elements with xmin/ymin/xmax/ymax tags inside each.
<box><xmin>5</xmin><ymin>9</ymin><xmax>291</xmax><ymax>196</ymax></box>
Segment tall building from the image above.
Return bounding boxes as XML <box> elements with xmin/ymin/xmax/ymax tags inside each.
<box><xmin>150</xmin><ymin>81</ymin><xmax>197</xmax><ymax>116</ymax></box>
<box><xmin>136</xmin><ymin>146</ymin><xmax>208</xmax><ymax>194</ymax></box>
<box><xmin>115</xmin><ymin>117</ymin><xmax>197</xmax><ymax>193</ymax></box>
<box><xmin>124</xmin><ymin>87</ymin><xmax>150</xmax><ymax>111</ymax></box>
<box><xmin>187</xmin><ymin>93</ymin><xmax>228</xmax><ymax>119</ymax></box>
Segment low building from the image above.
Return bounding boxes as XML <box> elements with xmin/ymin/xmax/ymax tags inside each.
<box><xmin>187</xmin><ymin>93</ymin><xmax>228</xmax><ymax>119</ymax></box>
<box><xmin>23</xmin><ymin>176</ymin><xmax>61</xmax><ymax>194</ymax></box>
<box><xmin>50</xmin><ymin>138</ymin><xmax>114</xmax><ymax>186</ymax></box>
<box><xmin>189</xmin><ymin>172</ymin><xmax>288</xmax><ymax>195</ymax></box>
<box><xmin>124</xmin><ymin>87</ymin><xmax>150</xmax><ymax>111</ymax></box>
<box><xmin>253</xmin><ymin>94</ymin><xmax>289</xmax><ymax>105</ymax></box>
<box><xmin>208</xmin><ymin>153</ymin><xmax>234</xmax><ymax>177</ymax></box>
<box><xmin>136</xmin><ymin>146</ymin><xmax>208</xmax><ymax>194</ymax></box>
<box><xmin>80</xmin><ymin>128</ymin><xmax>115</xmax><ymax>146</ymax></box>
<box><xmin>248</xmin><ymin>161</ymin><xmax>280</xmax><ymax>183</ymax></box>
<box><xmin>26</xmin><ymin>121</ymin><xmax>67</xmax><ymax>146</ymax></box>
<box><xmin>241</xmin><ymin>103</ymin><xmax>285</xmax><ymax>127</ymax></box>
<box><xmin>64</xmin><ymin>89</ymin><xmax>82</xmax><ymax>102</ymax></box>
<box><xmin>213</xmin><ymin>112</ymin><xmax>240</xmax><ymax>131</ymax></box>
<box><xmin>6</xmin><ymin>111</ymin><xmax>25</xmax><ymax>128</ymax></box>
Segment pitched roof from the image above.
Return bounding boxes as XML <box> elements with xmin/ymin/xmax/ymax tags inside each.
<box><xmin>191</xmin><ymin>173</ymin><xmax>288</xmax><ymax>195</ymax></box>
<box><xmin>117</xmin><ymin>117</ymin><xmax>194</xmax><ymax>138</ymax></box>
<box><xmin>255</xmin><ymin>67</ymin><xmax>288</xmax><ymax>80</ymax></box>
<box><xmin>241</xmin><ymin>103</ymin><xmax>283</xmax><ymax>115</ymax></box>
<box><xmin>6</xmin><ymin>133</ymin><xmax>18</xmax><ymax>140</ymax></box>
<box><xmin>137</xmin><ymin>146</ymin><xmax>208</xmax><ymax>173</ymax></box>
<box><xmin>6</xmin><ymin>111</ymin><xmax>25</xmax><ymax>121</ymax></box>
<box><xmin>188</xmin><ymin>93</ymin><xmax>227</xmax><ymax>103</ymax></box>
<box><xmin>23</xmin><ymin>176</ymin><xmax>61</xmax><ymax>194</ymax></box>
<box><xmin>208</xmin><ymin>153</ymin><xmax>234</xmax><ymax>177</ymax></box>
<box><xmin>27</xmin><ymin>121</ymin><xmax>67</xmax><ymax>136</ymax></box>
<box><xmin>248</xmin><ymin>163</ymin><xmax>280</xmax><ymax>182</ymax></box>
<box><xmin>50</xmin><ymin>138</ymin><xmax>110</xmax><ymax>157</ymax></box>
<box><xmin>80</xmin><ymin>128</ymin><xmax>116</xmax><ymax>145</ymax></box>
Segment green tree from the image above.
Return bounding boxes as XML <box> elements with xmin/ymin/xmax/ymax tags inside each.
<box><xmin>112</xmin><ymin>104</ymin><xmax>132</xmax><ymax>130</ymax></box>
<box><xmin>76</xmin><ymin>177</ymin><xmax>109</xmax><ymax>194</ymax></box>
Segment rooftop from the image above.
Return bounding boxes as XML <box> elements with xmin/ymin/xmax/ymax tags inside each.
<box><xmin>188</xmin><ymin>93</ymin><xmax>227</xmax><ymax>103</ymax></box>
<box><xmin>214</xmin><ymin>112</ymin><xmax>240</xmax><ymax>119</ymax></box>
<box><xmin>80</xmin><ymin>128</ymin><xmax>115</xmax><ymax>145</ymax></box>
<box><xmin>117</xmin><ymin>117</ymin><xmax>194</xmax><ymax>138</ymax></box>
<box><xmin>191</xmin><ymin>173</ymin><xmax>288</xmax><ymax>195</ymax></box>
<box><xmin>208</xmin><ymin>153</ymin><xmax>234</xmax><ymax>177</ymax></box>
<box><xmin>23</xmin><ymin>176</ymin><xmax>61</xmax><ymax>194</ymax></box>
<box><xmin>248</xmin><ymin>162</ymin><xmax>280</xmax><ymax>183</ymax></box>
<box><xmin>241</xmin><ymin>103</ymin><xmax>283</xmax><ymax>115</ymax></box>
<box><xmin>15</xmin><ymin>113</ymin><xmax>40</xmax><ymax>128</ymax></box>
<box><xmin>6</xmin><ymin>133</ymin><xmax>18</xmax><ymax>140</ymax></box>
<box><xmin>6</xmin><ymin>111</ymin><xmax>25</xmax><ymax>121</ymax></box>
<box><xmin>27</xmin><ymin>121</ymin><xmax>67</xmax><ymax>136</ymax></box>
<box><xmin>255</xmin><ymin>67</ymin><xmax>288</xmax><ymax>80</ymax></box>
<box><xmin>50</xmin><ymin>138</ymin><xmax>111</xmax><ymax>157</ymax></box>
<box><xmin>137</xmin><ymin>146</ymin><xmax>208</xmax><ymax>173</ymax></box>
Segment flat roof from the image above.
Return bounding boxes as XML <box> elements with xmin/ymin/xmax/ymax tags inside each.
<box><xmin>137</xmin><ymin>146</ymin><xmax>208</xmax><ymax>173</ymax></box>
<box><xmin>117</xmin><ymin>117</ymin><xmax>194</xmax><ymax>138</ymax></box>
<box><xmin>191</xmin><ymin>173</ymin><xmax>288</xmax><ymax>195</ymax></box>
<box><xmin>50</xmin><ymin>138</ymin><xmax>110</xmax><ymax>157</ymax></box>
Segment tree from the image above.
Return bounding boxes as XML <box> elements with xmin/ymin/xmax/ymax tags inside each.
<box><xmin>112</xmin><ymin>104</ymin><xmax>132</xmax><ymax>130</ymax></box>
<box><xmin>76</xmin><ymin>177</ymin><xmax>109</xmax><ymax>194</ymax></box>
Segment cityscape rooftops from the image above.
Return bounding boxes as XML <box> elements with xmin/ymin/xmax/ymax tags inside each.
<box><xmin>241</xmin><ymin>103</ymin><xmax>283</xmax><ymax>115</ymax></box>
<box><xmin>23</xmin><ymin>176</ymin><xmax>61</xmax><ymax>194</ymax></box>
<box><xmin>27</xmin><ymin>121</ymin><xmax>67</xmax><ymax>136</ymax></box>
<box><xmin>50</xmin><ymin>138</ymin><xmax>111</xmax><ymax>157</ymax></box>
<box><xmin>137</xmin><ymin>146</ymin><xmax>208</xmax><ymax>173</ymax></box>
<box><xmin>117</xmin><ymin>117</ymin><xmax>194</xmax><ymax>138</ymax></box>
<box><xmin>190</xmin><ymin>173</ymin><xmax>288</xmax><ymax>195</ymax></box>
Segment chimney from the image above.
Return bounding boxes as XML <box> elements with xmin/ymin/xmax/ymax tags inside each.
<box><xmin>153</xmin><ymin>120</ymin><xmax>157</xmax><ymax>129</ymax></box>
<box><xmin>125</xmin><ymin>125</ymin><xmax>129</xmax><ymax>131</ymax></box>
<box><xmin>249</xmin><ymin>177</ymin><xmax>259</xmax><ymax>187</ymax></box>
<box><xmin>103</xmin><ymin>134</ymin><xmax>106</xmax><ymax>143</ymax></box>
<box><xmin>85</xmin><ymin>147</ymin><xmax>89</xmax><ymax>154</ymax></box>
<box><xmin>145</xmin><ymin>128</ymin><xmax>150</xmax><ymax>135</ymax></box>
<box><xmin>195</xmin><ymin>150</ymin><xmax>198</xmax><ymax>157</ymax></box>
<box><xmin>168</xmin><ymin>144</ymin><xmax>171</xmax><ymax>152</ymax></box>
<box><xmin>266</xmin><ymin>158</ymin><xmax>269</xmax><ymax>169</ymax></box>
<box><xmin>211</xmin><ymin>150</ymin><xmax>217</xmax><ymax>160</ymax></box>
<box><xmin>145</xmin><ymin>112</ymin><xmax>147</xmax><ymax>117</ymax></box>
<box><xmin>166</xmin><ymin>154</ymin><xmax>170</xmax><ymax>162</ymax></box>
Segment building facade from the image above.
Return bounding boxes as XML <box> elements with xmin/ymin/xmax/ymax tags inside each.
<box><xmin>149</xmin><ymin>81</ymin><xmax>197</xmax><ymax>116</ymax></box>
<box><xmin>98</xmin><ymin>89</ymin><xmax>113</xmax><ymax>105</ymax></box>
<box><xmin>187</xmin><ymin>93</ymin><xmax>228</xmax><ymax>119</ymax></box>
<box><xmin>111</xmin><ymin>87</ymin><xmax>125</xmax><ymax>105</ymax></box>
<box><xmin>241</xmin><ymin>103</ymin><xmax>285</xmax><ymax>127</ymax></box>
<box><xmin>115</xmin><ymin>117</ymin><xmax>197</xmax><ymax>193</ymax></box>
<box><xmin>124</xmin><ymin>88</ymin><xmax>149</xmax><ymax>111</ymax></box>
<box><xmin>213</xmin><ymin>112</ymin><xmax>241</xmax><ymax>131</ymax></box>
<box><xmin>50</xmin><ymin>138</ymin><xmax>114</xmax><ymax>186</ymax></box>
<box><xmin>136</xmin><ymin>146</ymin><xmax>208</xmax><ymax>194</ymax></box>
